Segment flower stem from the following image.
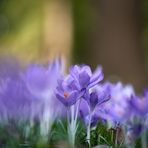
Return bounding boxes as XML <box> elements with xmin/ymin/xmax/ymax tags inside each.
<box><xmin>87</xmin><ymin>108</ymin><xmax>91</xmax><ymax>148</ymax></box>
<box><xmin>67</xmin><ymin>100</ymin><xmax>81</xmax><ymax>148</ymax></box>
<box><xmin>123</xmin><ymin>126</ymin><xmax>134</xmax><ymax>148</ymax></box>
<box><xmin>141</xmin><ymin>131</ymin><xmax>147</xmax><ymax>148</ymax></box>
<box><xmin>115</xmin><ymin>128</ymin><xmax>119</xmax><ymax>148</ymax></box>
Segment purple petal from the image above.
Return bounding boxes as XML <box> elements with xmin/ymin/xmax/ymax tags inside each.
<box><xmin>81</xmin><ymin>65</ymin><xmax>92</xmax><ymax>76</ymax></box>
<box><xmin>56</xmin><ymin>91</ymin><xmax>80</xmax><ymax>107</ymax></box>
<box><xmin>79</xmin><ymin>99</ymin><xmax>89</xmax><ymax>118</ymax></box>
<box><xmin>89</xmin><ymin>66</ymin><xmax>104</xmax><ymax>88</ymax></box>
<box><xmin>79</xmin><ymin>71</ymin><xmax>90</xmax><ymax>88</ymax></box>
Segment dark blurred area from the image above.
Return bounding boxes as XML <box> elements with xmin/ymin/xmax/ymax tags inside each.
<box><xmin>0</xmin><ymin>0</ymin><xmax>148</xmax><ymax>91</ymax></box>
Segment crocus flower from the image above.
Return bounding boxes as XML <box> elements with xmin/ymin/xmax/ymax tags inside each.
<box><xmin>99</xmin><ymin>82</ymin><xmax>135</xmax><ymax>125</ymax></box>
<box><xmin>129</xmin><ymin>91</ymin><xmax>148</xmax><ymax>116</ymax></box>
<box><xmin>23</xmin><ymin>59</ymin><xmax>64</xmax><ymax>137</ymax></box>
<box><xmin>127</xmin><ymin>90</ymin><xmax>148</xmax><ymax>142</ymax></box>
<box><xmin>56</xmin><ymin>65</ymin><xmax>103</xmax><ymax>106</ymax></box>
<box><xmin>56</xmin><ymin>64</ymin><xmax>104</xmax><ymax>147</ymax></box>
<box><xmin>0</xmin><ymin>78</ymin><xmax>34</xmax><ymax>121</ymax></box>
<box><xmin>79</xmin><ymin>84</ymin><xmax>110</xmax><ymax>148</ymax></box>
<box><xmin>79</xmin><ymin>85</ymin><xmax>110</xmax><ymax>127</ymax></box>
<box><xmin>0</xmin><ymin>58</ymin><xmax>64</xmax><ymax>139</ymax></box>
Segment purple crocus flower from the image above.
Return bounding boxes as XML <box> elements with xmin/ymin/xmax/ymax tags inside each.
<box><xmin>0</xmin><ymin>59</ymin><xmax>34</xmax><ymax>121</ymax></box>
<box><xmin>23</xmin><ymin>59</ymin><xmax>65</xmax><ymax>124</ymax></box>
<box><xmin>56</xmin><ymin>65</ymin><xmax>103</xmax><ymax>106</ymax></box>
<box><xmin>129</xmin><ymin>91</ymin><xmax>148</xmax><ymax>116</ymax></box>
<box><xmin>79</xmin><ymin>85</ymin><xmax>110</xmax><ymax>127</ymax></box>
<box><xmin>0</xmin><ymin>58</ymin><xmax>64</xmax><ymax>138</ymax></box>
<box><xmin>56</xmin><ymin>75</ymin><xmax>85</xmax><ymax>106</ymax></box>
<box><xmin>99</xmin><ymin>82</ymin><xmax>135</xmax><ymax>125</ymax></box>
<box><xmin>0</xmin><ymin>78</ymin><xmax>34</xmax><ymax>121</ymax></box>
<box><xmin>127</xmin><ymin>90</ymin><xmax>148</xmax><ymax>140</ymax></box>
<box><xmin>24</xmin><ymin>59</ymin><xmax>62</xmax><ymax>99</ymax></box>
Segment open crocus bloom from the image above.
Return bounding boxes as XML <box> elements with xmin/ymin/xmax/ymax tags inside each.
<box><xmin>56</xmin><ymin>75</ymin><xmax>85</xmax><ymax>106</ymax></box>
<box><xmin>56</xmin><ymin>65</ymin><xmax>104</xmax><ymax>107</ymax></box>
<box><xmin>79</xmin><ymin>85</ymin><xmax>110</xmax><ymax>127</ymax></box>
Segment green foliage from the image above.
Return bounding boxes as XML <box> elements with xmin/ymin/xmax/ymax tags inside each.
<box><xmin>0</xmin><ymin>119</ymin><xmax>147</xmax><ymax>148</ymax></box>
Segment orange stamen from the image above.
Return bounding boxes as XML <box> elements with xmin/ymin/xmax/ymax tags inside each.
<box><xmin>64</xmin><ymin>92</ymin><xmax>69</xmax><ymax>98</ymax></box>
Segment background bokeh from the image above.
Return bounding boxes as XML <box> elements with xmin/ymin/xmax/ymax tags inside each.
<box><xmin>0</xmin><ymin>0</ymin><xmax>148</xmax><ymax>91</ymax></box>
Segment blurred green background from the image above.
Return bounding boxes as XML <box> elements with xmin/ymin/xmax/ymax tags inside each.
<box><xmin>0</xmin><ymin>0</ymin><xmax>148</xmax><ymax>91</ymax></box>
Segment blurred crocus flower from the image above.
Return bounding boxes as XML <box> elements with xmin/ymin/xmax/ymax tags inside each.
<box><xmin>23</xmin><ymin>59</ymin><xmax>64</xmax><ymax>137</ymax></box>
<box><xmin>0</xmin><ymin>59</ymin><xmax>30</xmax><ymax>121</ymax></box>
<box><xmin>126</xmin><ymin>90</ymin><xmax>148</xmax><ymax>142</ymax></box>
<box><xmin>0</xmin><ymin>58</ymin><xmax>64</xmax><ymax>139</ymax></box>
<box><xmin>24</xmin><ymin>59</ymin><xmax>62</xmax><ymax>99</ymax></box>
<box><xmin>99</xmin><ymin>82</ymin><xmax>135</xmax><ymax>125</ymax></box>
<box><xmin>56</xmin><ymin>65</ymin><xmax>103</xmax><ymax>107</ymax></box>
<box><xmin>129</xmin><ymin>91</ymin><xmax>148</xmax><ymax>116</ymax></box>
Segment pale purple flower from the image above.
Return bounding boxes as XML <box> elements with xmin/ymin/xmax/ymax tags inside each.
<box><xmin>0</xmin><ymin>78</ymin><xmax>34</xmax><ymax>121</ymax></box>
<box><xmin>129</xmin><ymin>91</ymin><xmax>148</xmax><ymax>116</ymax></box>
<box><xmin>56</xmin><ymin>65</ymin><xmax>103</xmax><ymax>106</ymax></box>
<box><xmin>79</xmin><ymin>85</ymin><xmax>110</xmax><ymax>127</ymax></box>
<box><xmin>0</xmin><ymin>58</ymin><xmax>64</xmax><ymax>138</ymax></box>
<box><xmin>99</xmin><ymin>82</ymin><xmax>135</xmax><ymax>125</ymax></box>
<box><xmin>23</xmin><ymin>59</ymin><xmax>64</xmax><ymax>130</ymax></box>
<box><xmin>0</xmin><ymin>59</ymin><xmax>33</xmax><ymax>121</ymax></box>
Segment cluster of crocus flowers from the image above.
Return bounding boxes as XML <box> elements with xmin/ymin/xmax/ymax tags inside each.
<box><xmin>56</xmin><ymin>65</ymin><xmax>104</xmax><ymax>106</ymax></box>
<box><xmin>0</xmin><ymin>58</ymin><xmax>64</xmax><ymax>141</ymax></box>
<box><xmin>56</xmin><ymin>64</ymin><xmax>148</xmax><ymax>148</ymax></box>
<box><xmin>0</xmin><ymin>58</ymin><xmax>148</xmax><ymax>147</ymax></box>
<box><xmin>56</xmin><ymin>65</ymin><xmax>108</xmax><ymax>147</ymax></box>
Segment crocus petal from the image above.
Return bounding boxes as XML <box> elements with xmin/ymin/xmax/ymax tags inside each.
<box><xmin>69</xmin><ymin>65</ymin><xmax>80</xmax><ymax>79</ymax></box>
<box><xmin>56</xmin><ymin>91</ymin><xmax>81</xmax><ymax>107</ymax></box>
<box><xmin>79</xmin><ymin>99</ymin><xmax>89</xmax><ymax>118</ymax></box>
<box><xmin>56</xmin><ymin>93</ymin><xmax>68</xmax><ymax>106</ymax></box>
<box><xmin>89</xmin><ymin>92</ymin><xmax>98</xmax><ymax>109</ymax></box>
<box><xmin>66</xmin><ymin>91</ymin><xmax>80</xmax><ymax>106</ymax></box>
<box><xmin>79</xmin><ymin>71</ymin><xmax>90</xmax><ymax>88</ymax></box>
<box><xmin>97</xmin><ymin>91</ymin><xmax>110</xmax><ymax>106</ymax></box>
<box><xmin>81</xmin><ymin>65</ymin><xmax>92</xmax><ymax>76</ymax></box>
<box><xmin>89</xmin><ymin>66</ymin><xmax>104</xmax><ymax>88</ymax></box>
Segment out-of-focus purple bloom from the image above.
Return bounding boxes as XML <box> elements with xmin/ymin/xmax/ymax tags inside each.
<box><xmin>24</xmin><ymin>59</ymin><xmax>62</xmax><ymax>99</ymax></box>
<box><xmin>23</xmin><ymin>59</ymin><xmax>65</xmax><ymax>137</ymax></box>
<box><xmin>0</xmin><ymin>59</ymin><xmax>33</xmax><ymax>121</ymax></box>
<box><xmin>0</xmin><ymin>58</ymin><xmax>64</xmax><ymax>137</ymax></box>
<box><xmin>23</xmin><ymin>59</ymin><xmax>64</xmax><ymax>124</ymax></box>
<box><xmin>129</xmin><ymin>92</ymin><xmax>148</xmax><ymax>116</ymax></box>
<box><xmin>0</xmin><ymin>78</ymin><xmax>34</xmax><ymax>121</ymax></box>
<box><xmin>99</xmin><ymin>82</ymin><xmax>135</xmax><ymax>125</ymax></box>
<box><xmin>126</xmin><ymin>90</ymin><xmax>148</xmax><ymax>140</ymax></box>
<box><xmin>127</xmin><ymin>123</ymin><xmax>143</xmax><ymax>140</ymax></box>
<box><xmin>56</xmin><ymin>65</ymin><xmax>103</xmax><ymax>106</ymax></box>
